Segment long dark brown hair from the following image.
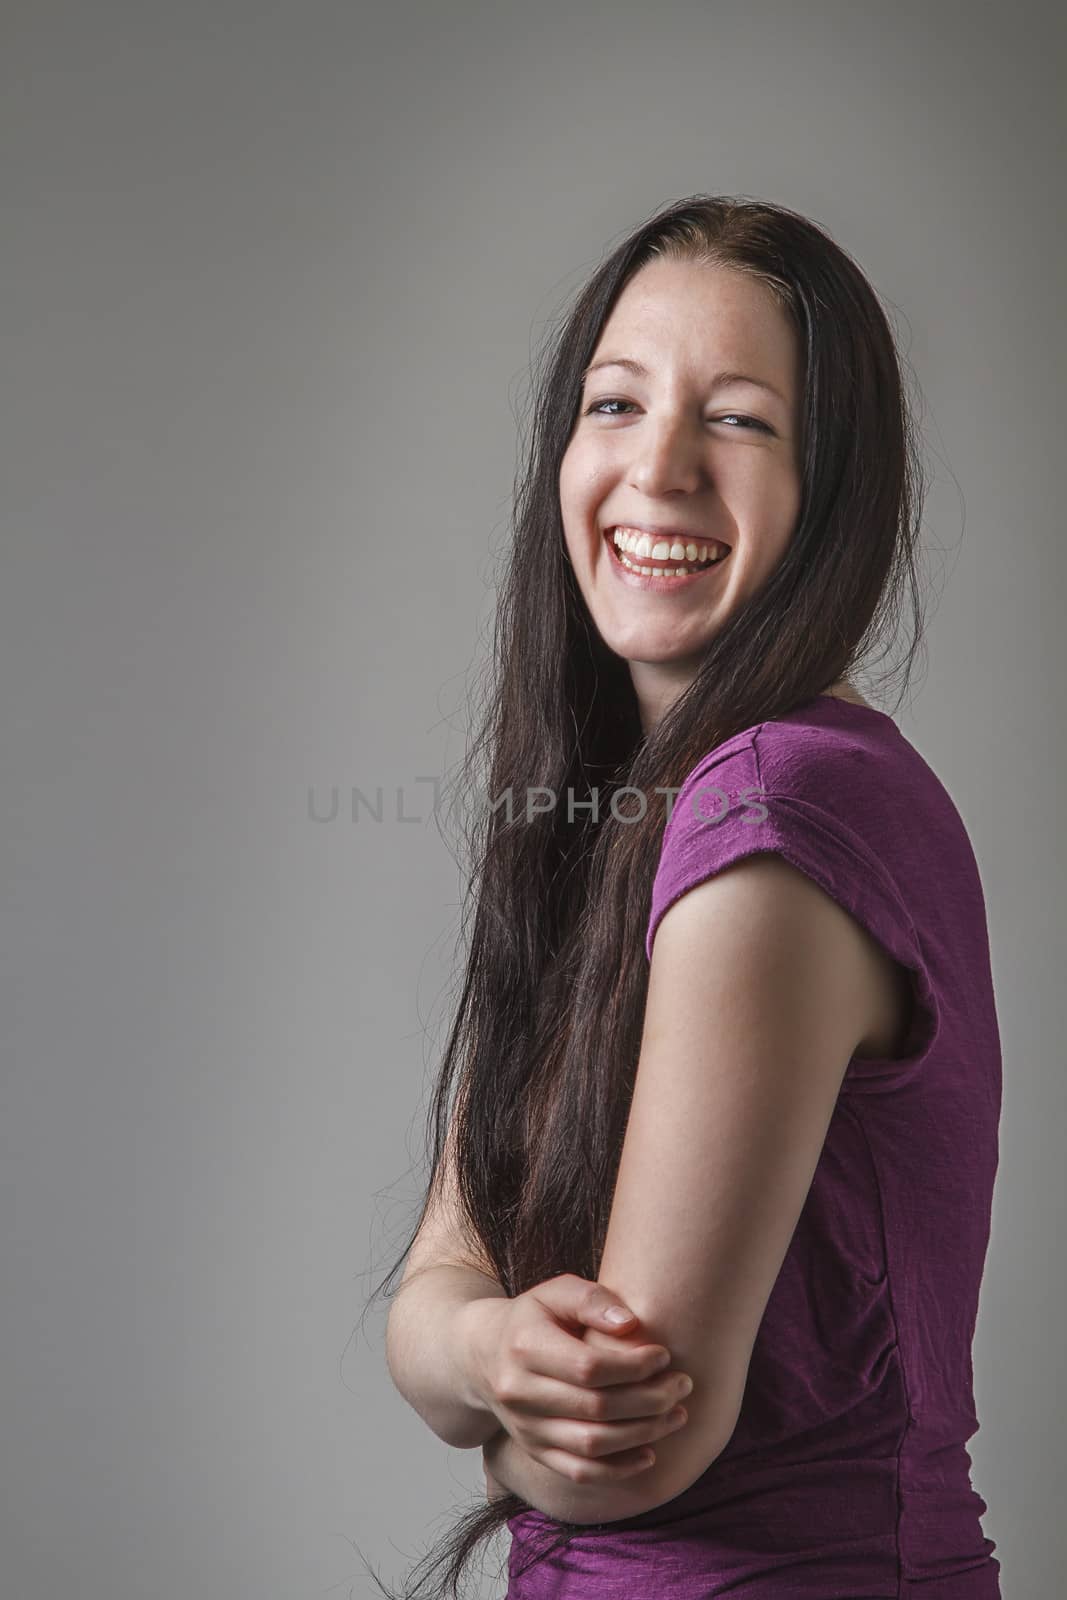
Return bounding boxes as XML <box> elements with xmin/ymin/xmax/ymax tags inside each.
<box><xmin>357</xmin><ymin>194</ymin><xmax>931</xmax><ymax>1598</ymax></box>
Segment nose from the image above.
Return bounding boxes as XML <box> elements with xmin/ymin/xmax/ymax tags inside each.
<box><xmin>626</xmin><ymin>415</ymin><xmax>711</xmax><ymax>498</ymax></box>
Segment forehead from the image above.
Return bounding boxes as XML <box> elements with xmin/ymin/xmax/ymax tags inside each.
<box><xmin>592</xmin><ymin>258</ymin><xmax>797</xmax><ymax>380</ymax></box>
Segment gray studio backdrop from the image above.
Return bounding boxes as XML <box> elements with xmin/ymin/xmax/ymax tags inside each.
<box><xmin>3</xmin><ymin>2</ymin><xmax>1063</xmax><ymax>1596</ymax></box>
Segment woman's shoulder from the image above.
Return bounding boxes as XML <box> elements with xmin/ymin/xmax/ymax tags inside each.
<box><xmin>670</xmin><ymin>698</ymin><xmax>908</xmax><ymax>810</ymax></box>
<box><xmin>665</xmin><ymin>697</ymin><xmax>964</xmax><ymax>873</ymax></box>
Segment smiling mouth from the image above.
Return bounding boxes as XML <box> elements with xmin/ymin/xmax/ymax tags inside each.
<box><xmin>603</xmin><ymin>526</ymin><xmax>731</xmax><ymax>577</ymax></box>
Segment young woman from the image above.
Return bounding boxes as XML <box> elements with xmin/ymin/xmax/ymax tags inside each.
<box><xmin>374</xmin><ymin>195</ymin><xmax>1002</xmax><ymax>1598</ymax></box>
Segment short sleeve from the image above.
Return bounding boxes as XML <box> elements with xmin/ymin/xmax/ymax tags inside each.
<box><xmin>646</xmin><ymin>734</ymin><xmax>943</xmax><ymax>1089</ymax></box>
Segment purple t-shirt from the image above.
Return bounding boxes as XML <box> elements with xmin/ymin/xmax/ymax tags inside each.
<box><xmin>507</xmin><ymin>695</ymin><xmax>1002</xmax><ymax>1598</ymax></box>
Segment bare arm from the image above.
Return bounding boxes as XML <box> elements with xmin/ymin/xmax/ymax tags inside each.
<box><xmin>384</xmin><ymin>1131</ymin><xmax>688</xmax><ymax>1499</ymax></box>
<box><xmin>482</xmin><ymin>1423</ymin><xmax>655</xmax><ymax>1525</ymax></box>
<box><xmin>385</xmin><ymin>1110</ymin><xmax>511</xmax><ymax>1449</ymax></box>
<box><xmin>386</xmin><ymin>1262</ymin><xmax>509</xmax><ymax>1448</ymax></box>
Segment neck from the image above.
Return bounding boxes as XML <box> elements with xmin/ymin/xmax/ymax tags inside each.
<box><xmin>632</xmin><ymin>670</ymin><xmax>871</xmax><ymax>735</ymax></box>
<box><xmin>821</xmin><ymin>678</ymin><xmax>871</xmax><ymax>709</ymax></box>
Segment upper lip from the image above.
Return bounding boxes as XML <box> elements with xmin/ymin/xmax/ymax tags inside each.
<box><xmin>605</xmin><ymin>521</ymin><xmax>730</xmax><ymax>548</ymax></box>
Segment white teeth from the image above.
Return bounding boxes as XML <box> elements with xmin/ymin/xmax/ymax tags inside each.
<box><xmin>610</xmin><ymin>526</ymin><xmax>729</xmax><ymax>569</ymax></box>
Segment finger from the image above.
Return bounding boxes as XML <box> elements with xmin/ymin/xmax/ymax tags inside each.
<box><xmin>527</xmin><ymin>1273</ymin><xmax>671</xmax><ymax>1376</ymax></box>
<box><xmin>581</xmin><ymin>1322</ymin><xmax>675</xmax><ymax>1378</ymax></box>
<box><xmin>502</xmin><ymin>1368</ymin><xmax>694</xmax><ymax>1425</ymax></box>
<box><xmin>513</xmin><ymin>1312</ymin><xmax>668</xmax><ymax>1390</ymax></box>
<box><xmin>575</xmin><ymin>1281</ymin><xmax>644</xmax><ymax>1335</ymax></box>
<box><xmin>532</xmin><ymin>1274</ymin><xmax>647</xmax><ymax>1341</ymax></box>
<box><xmin>548</xmin><ymin>1405</ymin><xmax>689</xmax><ymax>1463</ymax></box>
<box><xmin>531</xmin><ymin>1441</ymin><xmax>659</xmax><ymax>1484</ymax></box>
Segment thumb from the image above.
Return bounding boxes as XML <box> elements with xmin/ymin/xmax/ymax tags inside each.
<box><xmin>581</xmin><ymin>1283</ymin><xmax>638</xmax><ymax>1331</ymax></box>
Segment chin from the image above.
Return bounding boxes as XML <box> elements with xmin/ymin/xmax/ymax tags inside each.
<box><xmin>607</xmin><ymin>629</ymin><xmax>718</xmax><ymax>667</ymax></box>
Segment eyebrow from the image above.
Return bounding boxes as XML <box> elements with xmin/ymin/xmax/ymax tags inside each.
<box><xmin>579</xmin><ymin>356</ymin><xmax>787</xmax><ymax>406</ymax></box>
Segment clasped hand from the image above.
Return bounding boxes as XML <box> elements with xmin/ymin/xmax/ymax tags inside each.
<box><xmin>474</xmin><ymin>1272</ymin><xmax>692</xmax><ymax>1494</ymax></box>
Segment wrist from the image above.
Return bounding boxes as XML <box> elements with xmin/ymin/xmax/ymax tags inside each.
<box><xmin>455</xmin><ymin>1293</ymin><xmax>509</xmax><ymax>1420</ymax></box>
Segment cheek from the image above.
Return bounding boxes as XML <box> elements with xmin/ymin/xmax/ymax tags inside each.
<box><xmin>732</xmin><ymin>458</ymin><xmax>802</xmax><ymax>540</ymax></box>
<box><xmin>773</xmin><ymin>471</ymin><xmax>804</xmax><ymax>547</ymax></box>
<box><xmin>559</xmin><ymin>446</ymin><xmax>604</xmax><ymax>543</ymax></box>
<box><xmin>561</xmin><ymin>429</ymin><xmax>615</xmax><ymax>489</ymax></box>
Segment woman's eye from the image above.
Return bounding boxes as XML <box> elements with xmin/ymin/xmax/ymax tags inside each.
<box><xmin>585</xmin><ymin>398</ymin><xmax>636</xmax><ymax>416</ymax></box>
<box><xmin>717</xmin><ymin>414</ymin><xmax>771</xmax><ymax>432</ymax></box>
<box><xmin>584</xmin><ymin>398</ymin><xmax>770</xmax><ymax>432</ymax></box>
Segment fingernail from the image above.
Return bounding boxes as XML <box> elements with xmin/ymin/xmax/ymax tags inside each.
<box><xmin>604</xmin><ymin>1306</ymin><xmax>633</xmax><ymax>1324</ymax></box>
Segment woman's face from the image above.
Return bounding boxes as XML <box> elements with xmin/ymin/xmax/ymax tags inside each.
<box><xmin>559</xmin><ymin>258</ymin><xmax>803</xmax><ymax>731</ymax></box>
